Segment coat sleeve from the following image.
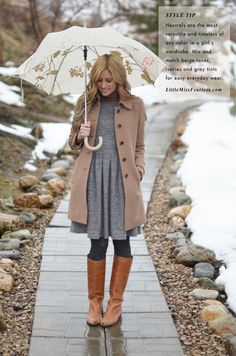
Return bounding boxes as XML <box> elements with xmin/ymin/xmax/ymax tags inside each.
<box><xmin>68</xmin><ymin>97</ymin><xmax>84</xmax><ymax>150</ymax></box>
<box><xmin>135</xmin><ymin>99</ymin><xmax>147</xmax><ymax>181</ymax></box>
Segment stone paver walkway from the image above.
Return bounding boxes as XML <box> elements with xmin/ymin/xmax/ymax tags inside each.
<box><xmin>29</xmin><ymin>100</ymin><xmax>203</xmax><ymax>356</ymax></box>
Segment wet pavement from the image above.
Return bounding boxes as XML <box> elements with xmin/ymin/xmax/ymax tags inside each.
<box><xmin>29</xmin><ymin>100</ymin><xmax>203</xmax><ymax>355</ymax></box>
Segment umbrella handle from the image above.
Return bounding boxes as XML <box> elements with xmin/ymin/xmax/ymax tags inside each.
<box><xmin>84</xmin><ymin>136</ymin><xmax>103</xmax><ymax>151</ymax></box>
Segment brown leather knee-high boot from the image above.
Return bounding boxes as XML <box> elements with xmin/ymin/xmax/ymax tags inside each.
<box><xmin>101</xmin><ymin>255</ymin><xmax>133</xmax><ymax>327</ymax></box>
<box><xmin>87</xmin><ymin>256</ymin><xmax>106</xmax><ymax>326</ymax></box>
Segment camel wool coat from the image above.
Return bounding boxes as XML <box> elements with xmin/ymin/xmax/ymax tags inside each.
<box><xmin>67</xmin><ymin>94</ymin><xmax>147</xmax><ymax>231</ymax></box>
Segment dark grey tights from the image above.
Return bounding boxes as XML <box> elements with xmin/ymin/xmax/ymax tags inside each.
<box><xmin>88</xmin><ymin>236</ymin><xmax>131</xmax><ymax>261</ymax></box>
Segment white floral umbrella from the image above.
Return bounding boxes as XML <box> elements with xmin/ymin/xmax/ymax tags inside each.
<box><xmin>13</xmin><ymin>26</ymin><xmax>166</xmax><ymax>150</ymax></box>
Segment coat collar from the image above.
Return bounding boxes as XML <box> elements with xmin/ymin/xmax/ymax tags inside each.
<box><xmin>96</xmin><ymin>93</ymin><xmax>133</xmax><ymax>110</ymax></box>
<box><xmin>119</xmin><ymin>96</ymin><xmax>133</xmax><ymax>110</ymax></box>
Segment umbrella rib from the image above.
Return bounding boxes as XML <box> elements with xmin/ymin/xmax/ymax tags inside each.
<box><xmin>121</xmin><ymin>47</ymin><xmax>146</xmax><ymax>70</ymax></box>
<box><xmin>22</xmin><ymin>57</ymin><xmax>33</xmax><ymax>77</ymax></box>
<box><xmin>40</xmin><ymin>56</ymin><xmax>54</xmax><ymax>89</ymax></box>
<box><xmin>50</xmin><ymin>45</ymin><xmax>74</xmax><ymax>95</ymax></box>
<box><xmin>56</xmin><ymin>81</ymin><xmax>63</xmax><ymax>95</ymax></box>
<box><xmin>35</xmin><ymin>57</ymin><xmax>52</xmax><ymax>91</ymax></box>
<box><xmin>91</xmin><ymin>46</ymin><xmax>99</xmax><ymax>56</ymax></box>
<box><xmin>68</xmin><ymin>45</ymin><xmax>85</xmax><ymax>54</ymax></box>
<box><xmin>121</xmin><ymin>47</ymin><xmax>156</xmax><ymax>81</ymax></box>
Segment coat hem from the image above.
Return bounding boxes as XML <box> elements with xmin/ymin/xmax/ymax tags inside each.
<box><xmin>68</xmin><ymin>215</ymin><xmax>147</xmax><ymax>232</ymax></box>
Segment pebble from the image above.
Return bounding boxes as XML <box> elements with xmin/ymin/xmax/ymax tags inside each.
<box><xmin>31</xmin><ymin>124</ymin><xmax>43</xmax><ymax>139</ymax></box>
<box><xmin>0</xmin><ymin>250</ymin><xmax>21</xmax><ymax>260</ymax></box>
<box><xmin>0</xmin><ymin>212</ymin><xmax>19</xmax><ymax>223</ymax></box>
<box><xmin>200</xmin><ymin>304</ymin><xmax>228</xmax><ymax>321</ymax></box>
<box><xmin>176</xmin><ymin>237</ymin><xmax>188</xmax><ymax>248</ymax></box>
<box><xmin>13</xmin><ymin>303</ymin><xmax>24</xmax><ymax>311</ymax></box>
<box><xmin>169</xmin><ymin>175</ymin><xmax>182</xmax><ymax>187</ymax></box>
<box><xmin>14</xmin><ymin>192</ymin><xmax>40</xmax><ymax>208</ymax></box>
<box><xmin>194</xmin><ymin>262</ymin><xmax>215</xmax><ymax>279</ymax></box>
<box><xmin>169</xmin><ymin>191</ymin><xmax>192</xmax><ymax>207</ymax></box>
<box><xmin>41</xmin><ymin>187</ymin><xmax>53</xmax><ymax>195</ymax></box>
<box><xmin>46</xmin><ymin>167</ymin><xmax>67</xmax><ymax>176</ymax></box>
<box><xmin>189</xmin><ymin>288</ymin><xmax>219</xmax><ymax>300</ymax></box>
<box><xmin>19</xmin><ymin>212</ymin><xmax>36</xmax><ymax>223</ymax></box>
<box><xmin>38</xmin><ymin>194</ymin><xmax>54</xmax><ymax>208</ymax></box>
<box><xmin>169</xmin><ymin>186</ymin><xmax>185</xmax><ymax>194</ymax></box>
<box><xmin>60</xmin><ymin>154</ymin><xmax>75</xmax><ymax>163</ymax></box>
<box><xmin>27</xmin><ymin>185</ymin><xmax>45</xmax><ymax>195</ymax></box>
<box><xmin>179</xmin><ymin>227</ymin><xmax>192</xmax><ymax>239</ymax></box>
<box><xmin>51</xmin><ymin>159</ymin><xmax>70</xmax><ymax>169</ymax></box>
<box><xmin>175</xmin><ymin>243</ymin><xmax>216</xmax><ymax>267</ymax></box>
<box><xmin>169</xmin><ymin>215</ymin><xmax>185</xmax><ymax>228</ymax></box>
<box><xmin>176</xmin><ymin>146</ymin><xmax>188</xmax><ymax>154</ymax></box>
<box><xmin>2</xmin><ymin>229</ymin><xmax>32</xmax><ymax>240</ymax></box>
<box><xmin>170</xmin><ymin>160</ymin><xmax>183</xmax><ymax>173</ymax></box>
<box><xmin>172</xmin><ymin>153</ymin><xmax>186</xmax><ymax>161</ymax></box>
<box><xmin>198</xmin><ymin>277</ymin><xmax>224</xmax><ymax>292</ymax></box>
<box><xmin>47</xmin><ymin>178</ymin><xmax>66</xmax><ymax>194</ymax></box>
<box><xmin>18</xmin><ymin>175</ymin><xmax>39</xmax><ymax>190</ymax></box>
<box><xmin>0</xmin><ymin>239</ymin><xmax>21</xmax><ymax>251</ymax></box>
<box><xmin>0</xmin><ymin>271</ymin><xmax>13</xmax><ymax>292</ymax></box>
<box><xmin>203</xmin><ymin>299</ymin><xmax>228</xmax><ymax>308</ymax></box>
<box><xmin>225</xmin><ymin>336</ymin><xmax>236</xmax><ymax>355</ymax></box>
<box><xmin>165</xmin><ymin>231</ymin><xmax>186</xmax><ymax>240</ymax></box>
<box><xmin>173</xmin><ymin>137</ymin><xmax>187</xmax><ymax>147</ymax></box>
<box><xmin>177</xmin><ymin>127</ymin><xmax>185</xmax><ymax>136</ymax></box>
<box><xmin>0</xmin><ymin>305</ymin><xmax>7</xmax><ymax>332</ymax></box>
<box><xmin>0</xmin><ymin>258</ymin><xmax>14</xmax><ymax>269</ymax></box>
<box><xmin>41</xmin><ymin>172</ymin><xmax>61</xmax><ymax>181</ymax></box>
<box><xmin>168</xmin><ymin>204</ymin><xmax>191</xmax><ymax>219</ymax></box>
<box><xmin>209</xmin><ymin>314</ymin><xmax>236</xmax><ymax>336</ymax></box>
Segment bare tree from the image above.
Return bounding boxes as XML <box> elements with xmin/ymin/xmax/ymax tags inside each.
<box><xmin>50</xmin><ymin>0</ymin><xmax>67</xmax><ymax>31</ymax></box>
<box><xmin>28</xmin><ymin>0</ymin><xmax>93</xmax><ymax>43</ymax></box>
<box><xmin>0</xmin><ymin>31</ymin><xmax>3</xmax><ymax>65</ymax></box>
<box><xmin>61</xmin><ymin>0</ymin><xmax>93</xmax><ymax>28</ymax></box>
<box><xmin>27</xmin><ymin>0</ymin><xmax>146</xmax><ymax>46</ymax></box>
<box><xmin>90</xmin><ymin>0</ymin><xmax>138</xmax><ymax>27</ymax></box>
<box><xmin>28</xmin><ymin>0</ymin><xmax>44</xmax><ymax>43</ymax></box>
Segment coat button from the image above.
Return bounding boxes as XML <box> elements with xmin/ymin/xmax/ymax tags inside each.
<box><xmin>122</xmin><ymin>157</ymin><xmax>126</xmax><ymax>161</ymax></box>
<box><xmin>125</xmin><ymin>173</ymin><xmax>128</xmax><ymax>178</ymax></box>
<box><xmin>117</xmin><ymin>108</ymin><xmax>120</xmax><ymax>113</ymax></box>
<box><xmin>120</xmin><ymin>141</ymin><xmax>124</xmax><ymax>145</ymax></box>
<box><xmin>117</xmin><ymin>123</ymin><xmax>122</xmax><ymax>128</ymax></box>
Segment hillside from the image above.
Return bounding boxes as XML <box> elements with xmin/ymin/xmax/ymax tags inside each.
<box><xmin>0</xmin><ymin>1</ymin><xmax>74</xmax><ymax>203</ymax></box>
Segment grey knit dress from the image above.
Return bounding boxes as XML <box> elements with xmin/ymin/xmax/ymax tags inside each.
<box><xmin>70</xmin><ymin>92</ymin><xmax>142</xmax><ymax>240</ymax></box>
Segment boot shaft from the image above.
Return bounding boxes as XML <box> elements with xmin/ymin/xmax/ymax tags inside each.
<box><xmin>109</xmin><ymin>255</ymin><xmax>133</xmax><ymax>299</ymax></box>
<box><xmin>100</xmin><ymin>255</ymin><xmax>133</xmax><ymax>327</ymax></box>
<box><xmin>87</xmin><ymin>256</ymin><xmax>106</xmax><ymax>300</ymax></box>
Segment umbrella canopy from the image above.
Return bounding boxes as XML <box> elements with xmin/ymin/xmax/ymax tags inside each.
<box><xmin>13</xmin><ymin>26</ymin><xmax>166</xmax><ymax>95</ymax></box>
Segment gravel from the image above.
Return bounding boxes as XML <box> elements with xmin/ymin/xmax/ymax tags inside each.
<box><xmin>0</xmin><ymin>195</ymin><xmax>67</xmax><ymax>355</ymax></box>
<box><xmin>143</xmin><ymin>108</ymin><xmax>228</xmax><ymax>356</ymax></box>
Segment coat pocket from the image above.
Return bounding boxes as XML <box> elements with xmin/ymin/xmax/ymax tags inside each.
<box><xmin>135</xmin><ymin>165</ymin><xmax>142</xmax><ymax>182</ymax></box>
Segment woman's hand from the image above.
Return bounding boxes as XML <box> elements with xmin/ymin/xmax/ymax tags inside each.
<box><xmin>77</xmin><ymin>121</ymin><xmax>91</xmax><ymax>142</ymax></box>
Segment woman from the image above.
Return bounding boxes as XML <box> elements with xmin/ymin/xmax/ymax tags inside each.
<box><xmin>67</xmin><ymin>54</ymin><xmax>147</xmax><ymax>327</ymax></box>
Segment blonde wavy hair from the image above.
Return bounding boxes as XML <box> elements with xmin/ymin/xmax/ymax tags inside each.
<box><xmin>72</xmin><ymin>54</ymin><xmax>134</xmax><ymax>130</ymax></box>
